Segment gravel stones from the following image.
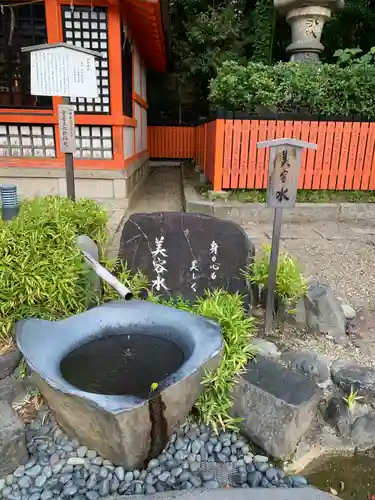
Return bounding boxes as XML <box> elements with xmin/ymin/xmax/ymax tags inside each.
<box><xmin>191</xmin><ymin>440</ymin><xmax>202</xmax><ymax>454</ymax></box>
<box><xmin>76</xmin><ymin>446</ymin><xmax>88</xmax><ymax>458</ymax></box>
<box><xmin>0</xmin><ymin>410</ymin><xmax>309</xmax><ymax>498</ymax></box>
<box><xmin>18</xmin><ymin>476</ymin><xmax>31</xmax><ymax>489</ymax></box>
<box><xmin>341</xmin><ymin>304</ymin><xmax>356</xmax><ymax>320</ymax></box>
<box><xmin>26</xmin><ymin>465</ymin><xmax>42</xmax><ymax>478</ymax></box>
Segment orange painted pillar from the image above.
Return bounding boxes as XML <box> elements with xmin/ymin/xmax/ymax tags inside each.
<box><xmin>108</xmin><ymin>2</ymin><xmax>124</xmax><ymax>164</ymax></box>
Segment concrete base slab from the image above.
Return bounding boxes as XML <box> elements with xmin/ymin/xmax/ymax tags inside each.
<box><xmin>107</xmin><ymin>487</ymin><xmax>337</xmax><ymax>500</ymax></box>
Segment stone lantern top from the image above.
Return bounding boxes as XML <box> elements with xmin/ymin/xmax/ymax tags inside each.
<box><xmin>274</xmin><ymin>0</ymin><xmax>344</xmax><ymax>13</ymax></box>
<box><xmin>274</xmin><ymin>0</ymin><xmax>344</xmax><ymax>61</ymax></box>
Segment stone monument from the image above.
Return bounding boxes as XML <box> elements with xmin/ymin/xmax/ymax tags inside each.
<box><xmin>118</xmin><ymin>212</ymin><xmax>255</xmax><ymax>303</ymax></box>
<box><xmin>274</xmin><ymin>0</ymin><xmax>344</xmax><ymax>61</ymax></box>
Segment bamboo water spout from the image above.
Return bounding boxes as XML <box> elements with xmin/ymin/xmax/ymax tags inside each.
<box><xmin>80</xmin><ymin>250</ymin><xmax>133</xmax><ymax>300</ymax></box>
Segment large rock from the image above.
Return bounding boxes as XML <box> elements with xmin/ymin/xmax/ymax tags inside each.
<box><xmin>324</xmin><ymin>394</ymin><xmax>370</xmax><ymax>439</ymax></box>
<box><xmin>346</xmin><ymin>305</ymin><xmax>375</xmax><ymax>345</ymax></box>
<box><xmin>350</xmin><ymin>412</ymin><xmax>375</xmax><ymax>451</ymax></box>
<box><xmin>296</xmin><ymin>281</ymin><xmax>346</xmax><ymax>343</ymax></box>
<box><xmin>324</xmin><ymin>396</ymin><xmax>351</xmax><ymax>437</ymax></box>
<box><xmin>0</xmin><ymin>374</ymin><xmax>25</xmax><ymax>404</ymax></box>
<box><xmin>231</xmin><ymin>356</ymin><xmax>322</xmax><ymax>460</ymax></box>
<box><xmin>280</xmin><ymin>351</ymin><xmax>330</xmax><ymax>384</ymax></box>
<box><xmin>331</xmin><ymin>361</ymin><xmax>375</xmax><ymax>402</ymax></box>
<box><xmin>118</xmin><ymin>212</ymin><xmax>254</xmax><ymax>302</ymax></box>
<box><xmin>16</xmin><ymin>300</ymin><xmax>223</xmax><ymax>469</ymax></box>
<box><xmin>0</xmin><ymin>347</ymin><xmax>21</xmax><ymax>380</ymax></box>
<box><xmin>0</xmin><ymin>401</ymin><xmax>28</xmax><ymax>475</ymax></box>
<box><xmin>252</xmin><ymin>339</ymin><xmax>281</xmax><ymax>358</ymax></box>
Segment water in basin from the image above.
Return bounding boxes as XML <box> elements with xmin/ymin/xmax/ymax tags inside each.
<box><xmin>60</xmin><ymin>332</ymin><xmax>185</xmax><ymax>398</ymax></box>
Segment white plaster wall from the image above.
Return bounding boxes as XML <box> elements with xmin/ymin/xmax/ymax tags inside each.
<box><xmin>123</xmin><ymin>126</ymin><xmax>135</xmax><ymax>159</ymax></box>
<box><xmin>135</xmin><ymin>103</ymin><xmax>142</xmax><ymax>154</ymax></box>
<box><xmin>141</xmin><ymin>107</ymin><xmax>147</xmax><ymax>152</ymax></box>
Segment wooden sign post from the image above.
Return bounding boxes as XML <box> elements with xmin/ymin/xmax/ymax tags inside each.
<box><xmin>22</xmin><ymin>43</ymin><xmax>102</xmax><ymax>200</ymax></box>
<box><xmin>256</xmin><ymin>138</ymin><xmax>318</xmax><ymax>335</ymax></box>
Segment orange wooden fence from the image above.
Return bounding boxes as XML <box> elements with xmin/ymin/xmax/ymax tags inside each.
<box><xmin>148</xmin><ymin>119</ymin><xmax>375</xmax><ymax>191</ymax></box>
<box><xmin>147</xmin><ymin>126</ymin><xmax>196</xmax><ymax>159</ymax></box>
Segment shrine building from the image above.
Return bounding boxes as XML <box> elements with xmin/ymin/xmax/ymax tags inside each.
<box><xmin>0</xmin><ymin>0</ymin><xmax>167</xmax><ymax>208</ymax></box>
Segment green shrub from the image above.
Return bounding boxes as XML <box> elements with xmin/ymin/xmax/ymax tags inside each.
<box><xmin>244</xmin><ymin>244</ymin><xmax>307</xmax><ymax>307</ymax></box>
<box><xmin>0</xmin><ymin>196</ymin><xmax>108</xmax><ymax>341</ymax></box>
<box><xmin>150</xmin><ymin>289</ymin><xmax>255</xmax><ymax>431</ymax></box>
<box><xmin>209</xmin><ymin>60</ymin><xmax>375</xmax><ymax>117</ymax></box>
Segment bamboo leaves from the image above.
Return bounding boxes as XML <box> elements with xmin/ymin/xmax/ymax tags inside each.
<box><xmin>0</xmin><ymin>196</ymin><xmax>108</xmax><ymax>342</ymax></box>
<box><xmin>244</xmin><ymin>244</ymin><xmax>307</xmax><ymax>307</ymax></box>
<box><xmin>153</xmin><ymin>289</ymin><xmax>255</xmax><ymax>432</ymax></box>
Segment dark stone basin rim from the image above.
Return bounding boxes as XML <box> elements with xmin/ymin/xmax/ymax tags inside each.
<box><xmin>16</xmin><ymin>300</ymin><xmax>223</xmax><ymax>414</ymax></box>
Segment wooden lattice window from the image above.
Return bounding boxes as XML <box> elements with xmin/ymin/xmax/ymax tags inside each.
<box><xmin>74</xmin><ymin>126</ymin><xmax>113</xmax><ymax>159</ymax></box>
<box><xmin>0</xmin><ymin>3</ymin><xmax>51</xmax><ymax>108</ymax></box>
<box><xmin>62</xmin><ymin>6</ymin><xmax>110</xmax><ymax>114</ymax></box>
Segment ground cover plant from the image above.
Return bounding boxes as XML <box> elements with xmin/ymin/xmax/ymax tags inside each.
<box><xmin>244</xmin><ymin>244</ymin><xmax>307</xmax><ymax>309</ymax></box>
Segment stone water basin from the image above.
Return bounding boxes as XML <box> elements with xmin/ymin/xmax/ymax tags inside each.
<box><xmin>15</xmin><ymin>300</ymin><xmax>223</xmax><ymax>470</ymax></box>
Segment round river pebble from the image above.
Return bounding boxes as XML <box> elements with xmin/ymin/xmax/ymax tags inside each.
<box><xmin>0</xmin><ymin>411</ymin><xmax>308</xmax><ymax>498</ymax></box>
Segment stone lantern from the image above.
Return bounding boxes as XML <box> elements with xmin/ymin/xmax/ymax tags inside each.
<box><xmin>274</xmin><ymin>0</ymin><xmax>344</xmax><ymax>61</ymax></box>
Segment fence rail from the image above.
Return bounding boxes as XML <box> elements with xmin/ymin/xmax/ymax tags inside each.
<box><xmin>148</xmin><ymin>119</ymin><xmax>375</xmax><ymax>191</ymax></box>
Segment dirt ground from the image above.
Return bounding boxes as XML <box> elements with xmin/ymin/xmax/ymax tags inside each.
<box><xmin>242</xmin><ymin>220</ymin><xmax>375</xmax><ymax>310</ymax></box>
<box><xmin>242</xmin><ymin>220</ymin><xmax>375</xmax><ymax>366</ymax></box>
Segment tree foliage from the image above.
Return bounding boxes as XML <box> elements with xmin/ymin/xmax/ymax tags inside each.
<box><xmin>147</xmin><ymin>0</ymin><xmax>375</xmax><ymax>123</ymax></box>
<box><xmin>322</xmin><ymin>0</ymin><xmax>375</xmax><ymax>60</ymax></box>
<box><xmin>247</xmin><ymin>0</ymin><xmax>276</xmax><ymax>64</ymax></box>
<box><xmin>167</xmin><ymin>0</ymin><xmax>248</xmax><ymax>116</ymax></box>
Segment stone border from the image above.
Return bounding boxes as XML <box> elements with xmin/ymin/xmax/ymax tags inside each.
<box><xmin>182</xmin><ymin>176</ymin><xmax>375</xmax><ymax>224</ymax></box>
<box><xmin>107</xmin><ymin>488</ymin><xmax>336</xmax><ymax>500</ymax></box>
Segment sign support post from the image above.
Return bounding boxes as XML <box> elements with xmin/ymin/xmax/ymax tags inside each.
<box><xmin>265</xmin><ymin>206</ymin><xmax>283</xmax><ymax>335</ymax></box>
<box><xmin>60</xmin><ymin>96</ymin><xmax>76</xmax><ymax>200</ymax></box>
<box><xmin>257</xmin><ymin>138</ymin><xmax>318</xmax><ymax>335</ymax></box>
<box><xmin>22</xmin><ymin>43</ymin><xmax>102</xmax><ymax>201</ymax></box>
